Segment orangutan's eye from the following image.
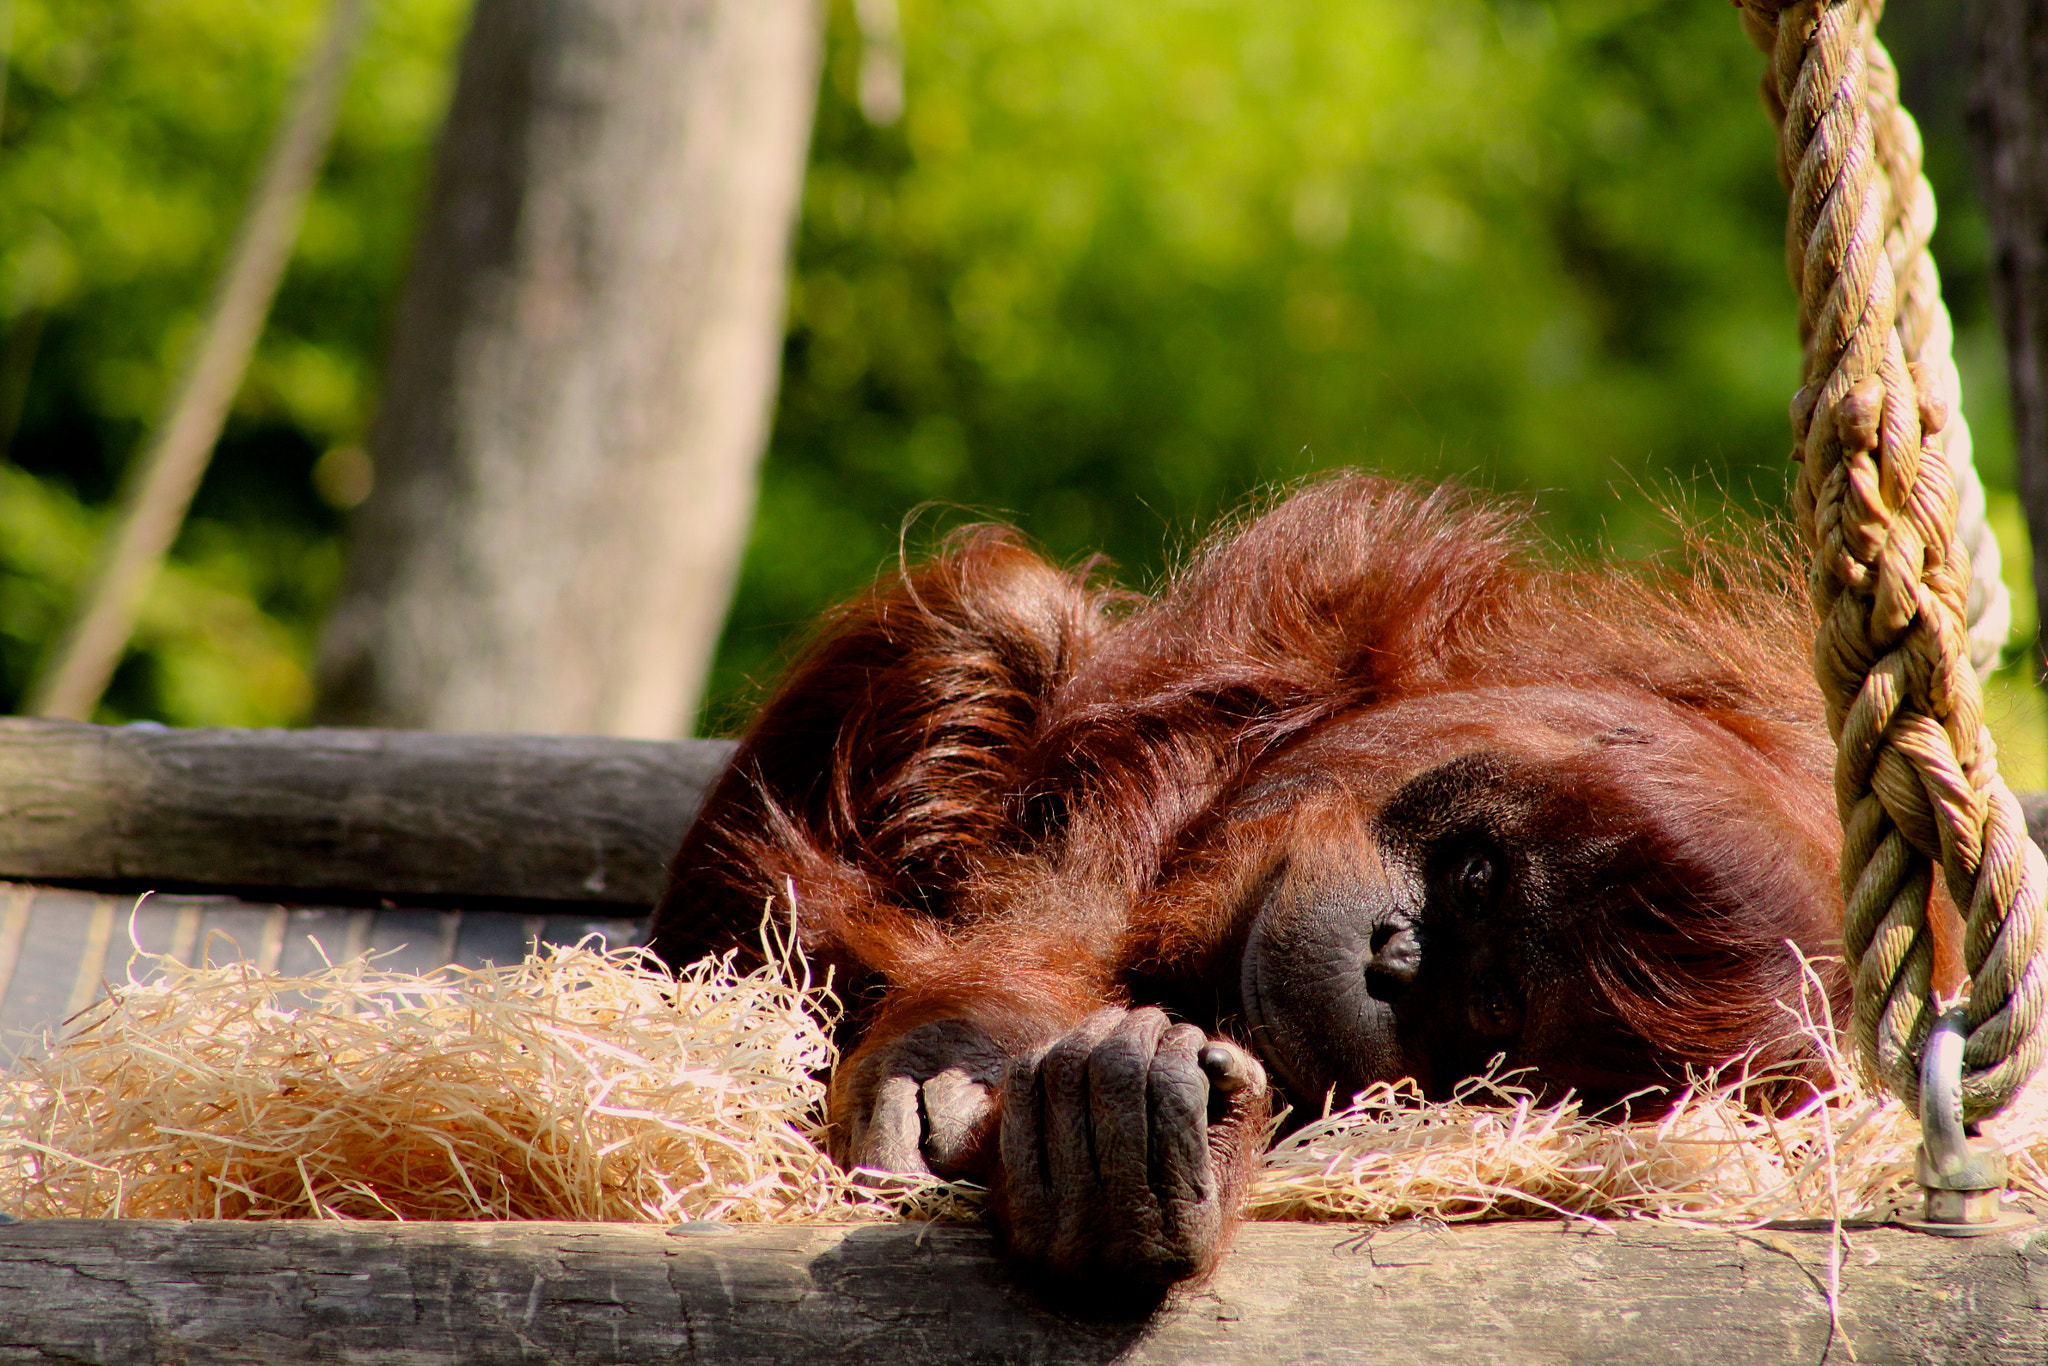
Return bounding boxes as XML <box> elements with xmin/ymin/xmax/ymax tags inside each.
<box><xmin>1474</xmin><ymin>977</ymin><xmax>1524</xmax><ymax>1035</ymax></box>
<box><xmin>1453</xmin><ymin>850</ymin><xmax>1495</xmax><ymax>907</ymax></box>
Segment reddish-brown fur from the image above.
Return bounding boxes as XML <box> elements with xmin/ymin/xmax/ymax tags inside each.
<box><xmin>648</xmin><ymin>473</ymin><xmax>1848</xmax><ymax>1279</ymax></box>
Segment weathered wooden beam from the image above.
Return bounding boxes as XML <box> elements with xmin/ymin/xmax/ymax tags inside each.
<box><xmin>0</xmin><ymin>720</ymin><xmax>735</xmax><ymax>907</ymax></box>
<box><xmin>0</xmin><ymin>1218</ymin><xmax>2040</xmax><ymax>1364</ymax></box>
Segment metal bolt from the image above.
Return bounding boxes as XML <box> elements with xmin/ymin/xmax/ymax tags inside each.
<box><xmin>1901</xmin><ymin>1007</ymin><xmax>2031</xmax><ymax>1237</ymax></box>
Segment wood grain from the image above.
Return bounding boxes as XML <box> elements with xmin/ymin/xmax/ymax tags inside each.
<box><xmin>0</xmin><ymin>1217</ymin><xmax>2042</xmax><ymax>1365</ymax></box>
<box><xmin>0</xmin><ymin>720</ymin><xmax>735</xmax><ymax>907</ymax></box>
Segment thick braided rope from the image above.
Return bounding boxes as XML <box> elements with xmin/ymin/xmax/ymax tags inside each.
<box><xmin>1863</xmin><ymin>40</ymin><xmax>2011</xmax><ymax>676</ymax></box>
<box><xmin>1734</xmin><ymin>0</ymin><xmax>2047</xmax><ymax>1119</ymax></box>
<box><xmin>1745</xmin><ymin>9</ymin><xmax>2010</xmax><ymax>676</ymax></box>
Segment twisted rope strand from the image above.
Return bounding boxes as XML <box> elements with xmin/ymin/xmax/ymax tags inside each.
<box><xmin>1864</xmin><ymin>39</ymin><xmax>2012</xmax><ymax>675</ymax></box>
<box><xmin>1735</xmin><ymin>0</ymin><xmax>2046</xmax><ymax>1119</ymax></box>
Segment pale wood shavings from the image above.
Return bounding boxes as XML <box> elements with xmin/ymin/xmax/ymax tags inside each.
<box><xmin>5</xmin><ymin>945</ymin><xmax>2042</xmax><ymax>1228</ymax></box>
<box><xmin>0</xmin><ymin>940</ymin><xmax>914</xmax><ymax>1223</ymax></box>
<box><xmin>1246</xmin><ymin>992</ymin><xmax>2048</xmax><ymax>1228</ymax></box>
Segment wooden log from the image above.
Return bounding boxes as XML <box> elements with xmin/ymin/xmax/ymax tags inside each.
<box><xmin>0</xmin><ymin>720</ymin><xmax>735</xmax><ymax>907</ymax></box>
<box><xmin>0</xmin><ymin>1218</ymin><xmax>2041</xmax><ymax>1365</ymax></box>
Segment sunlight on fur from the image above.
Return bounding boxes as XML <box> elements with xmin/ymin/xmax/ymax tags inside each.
<box><xmin>3</xmin><ymin>939</ymin><xmax>2042</xmax><ymax>1227</ymax></box>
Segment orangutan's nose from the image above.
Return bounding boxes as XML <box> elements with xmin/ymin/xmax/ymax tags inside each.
<box><xmin>1365</xmin><ymin>920</ymin><xmax>1420</xmax><ymax>1002</ymax></box>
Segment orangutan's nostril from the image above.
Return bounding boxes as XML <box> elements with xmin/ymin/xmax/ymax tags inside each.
<box><xmin>1365</xmin><ymin>922</ymin><xmax>1420</xmax><ymax>1002</ymax></box>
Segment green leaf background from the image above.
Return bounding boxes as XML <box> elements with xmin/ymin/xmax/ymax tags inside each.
<box><xmin>2</xmin><ymin>0</ymin><xmax>2039</xmax><ymax>778</ymax></box>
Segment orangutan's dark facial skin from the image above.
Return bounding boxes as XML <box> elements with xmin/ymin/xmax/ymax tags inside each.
<box><xmin>647</xmin><ymin>475</ymin><xmax>1847</xmax><ymax>1290</ymax></box>
<box><xmin>1231</xmin><ymin>690</ymin><xmax>1841</xmax><ymax>1118</ymax></box>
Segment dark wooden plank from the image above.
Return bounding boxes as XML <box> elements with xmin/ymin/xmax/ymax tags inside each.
<box><xmin>0</xmin><ymin>720</ymin><xmax>735</xmax><ymax>907</ymax></box>
<box><xmin>1969</xmin><ymin>0</ymin><xmax>2048</xmax><ymax>684</ymax></box>
<box><xmin>0</xmin><ymin>1218</ymin><xmax>2041</xmax><ymax>1365</ymax></box>
<box><xmin>2023</xmin><ymin>790</ymin><xmax>2048</xmax><ymax>856</ymax></box>
<box><xmin>0</xmin><ymin>890</ymin><xmax>97</xmax><ymax>1055</ymax></box>
<box><xmin>0</xmin><ymin>884</ymin><xmax>659</xmax><ymax>1053</ymax></box>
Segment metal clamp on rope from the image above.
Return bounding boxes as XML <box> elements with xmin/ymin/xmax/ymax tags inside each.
<box><xmin>1899</xmin><ymin>1007</ymin><xmax>2031</xmax><ymax>1236</ymax></box>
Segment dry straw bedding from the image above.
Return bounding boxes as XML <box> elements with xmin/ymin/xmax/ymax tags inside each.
<box><xmin>2</xmin><ymin>935</ymin><xmax>2043</xmax><ymax>1230</ymax></box>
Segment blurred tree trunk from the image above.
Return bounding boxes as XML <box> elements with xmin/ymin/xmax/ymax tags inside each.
<box><xmin>316</xmin><ymin>0</ymin><xmax>821</xmax><ymax>737</ymax></box>
<box><xmin>1969</xmin><ymin>0</ymin><xmax>2048</xmax><ymax>677</ymax></box>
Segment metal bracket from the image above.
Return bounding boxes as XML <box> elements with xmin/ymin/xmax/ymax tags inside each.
<box><xmin>1894</xmin><ymin>1006</ymin><xmax>2033</xmax><ymax>1237</ymax></box>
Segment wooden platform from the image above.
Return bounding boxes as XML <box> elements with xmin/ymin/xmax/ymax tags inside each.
<box><xmin>0</xmin><ymin>883</ymin><xmax>644</xmax><ymax>1062</ymax></box>
<box><xmin>3</xmin><ymin>720</ymin><xmax>2046</xmax><ymax>1364</ymax></box>
<box><xmin>0</xmin><ymin>720</ymin><xmax>731</xmax><ymax>1053</ymax></box>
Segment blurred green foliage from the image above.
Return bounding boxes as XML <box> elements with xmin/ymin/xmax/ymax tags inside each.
<box><xmin>709</xmin><ymin>0</ymin><xmax>2023</xmax><ymax>730</ymax></box>
<box><xmin>0</xmin><ymin>0</ymin><xmax>465</xmax><ymax>723</ymax></box>
<box><xmin>0</xmin><ymin>0</ymin><xmax>2030</xmax><ymax>761</ymax></box>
